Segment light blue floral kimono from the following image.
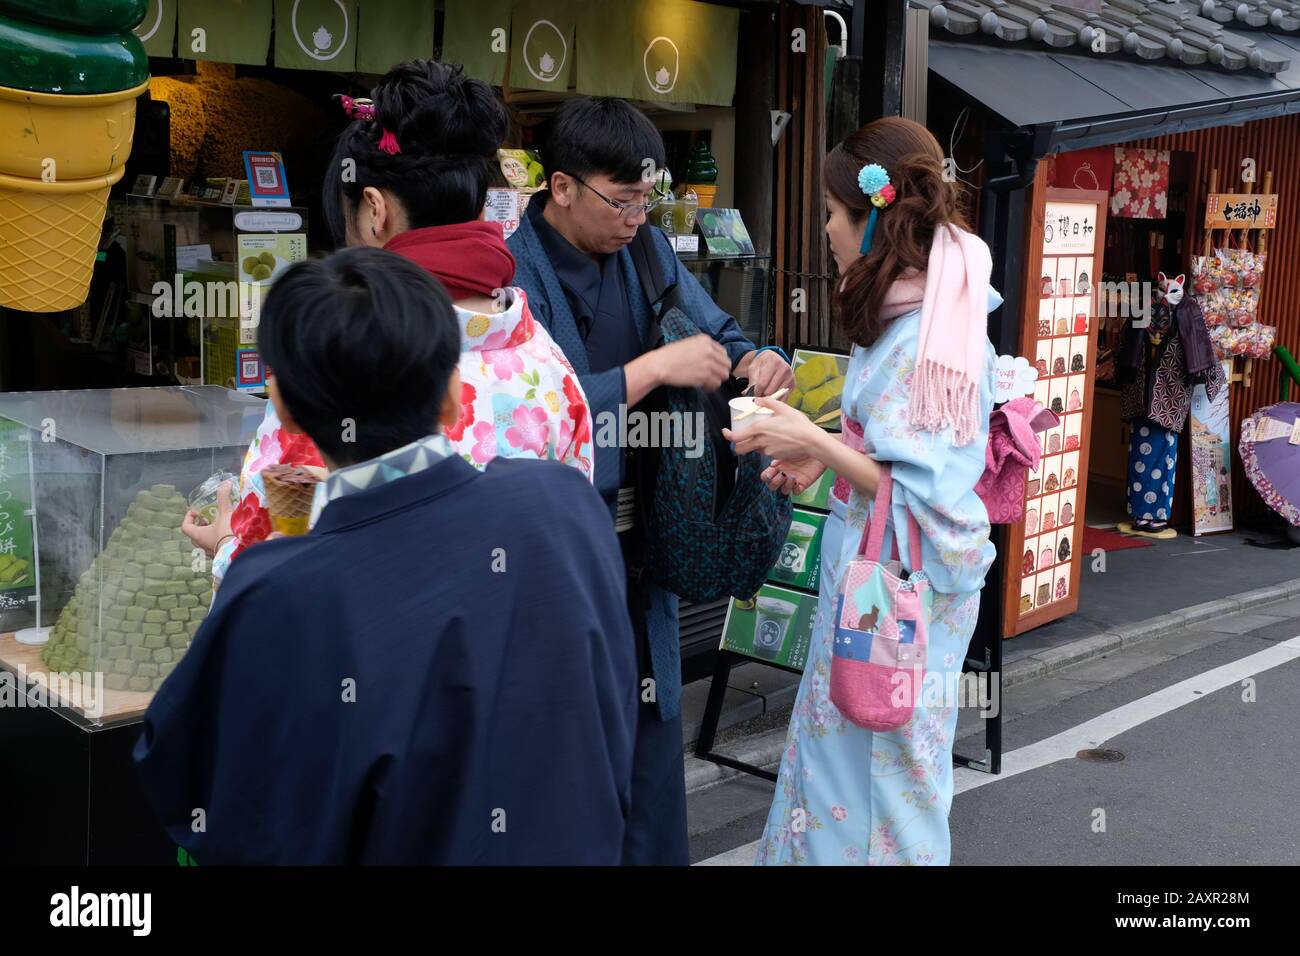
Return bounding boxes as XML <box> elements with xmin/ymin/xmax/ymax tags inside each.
<box><xmin>755</xmin><ymin>297</ymin><xmax>998</xmax><ymax>866</ymax></box>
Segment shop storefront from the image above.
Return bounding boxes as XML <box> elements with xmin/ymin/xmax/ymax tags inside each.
<box><xmin>920</xmin><ymin>0</ymin><xmax>1300</xmax><ymax>639</ymax></box>
<box><xmin>0</xmin><ymin>0</ymin><xmax>839</xmax><ymax>861</ymax></box>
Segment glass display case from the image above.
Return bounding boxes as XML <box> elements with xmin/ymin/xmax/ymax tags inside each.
<box><xmin>681</xmin><ymin>254</ymin><xmax>772</xmax><ymax>348</ymax></box>
<box><xmin>0</xmin><ymin>386</ymin><xmax>264</xmax><ymax>727</ymax></box>
<box><xmin>123</xmin><ymin>194</ymin><xmax>308</xmax><ymax>392</ymax></box>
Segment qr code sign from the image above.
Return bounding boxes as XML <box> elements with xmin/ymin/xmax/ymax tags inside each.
<box><xmin>255</xmin><ymin>166</ymin><xmax>279</xmax><ymax>189</ymax></box>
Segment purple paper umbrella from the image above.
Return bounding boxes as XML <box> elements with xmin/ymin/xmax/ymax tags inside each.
<box><xmin>1239</xmin><ymin>401</ymin><xmax>1300</xmax><ymax>526</ymax></box>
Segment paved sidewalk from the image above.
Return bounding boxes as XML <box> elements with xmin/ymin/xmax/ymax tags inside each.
<box><xmin>681</xmin><ymin>524</ymin><xmax>1300</xmax><ymax>795</ymax></box>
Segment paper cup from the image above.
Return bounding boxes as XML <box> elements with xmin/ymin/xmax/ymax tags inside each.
<box><xmin>728</xmin><ymin>396</ymin><xmax>773</xmax><ymax>436</ymax></box>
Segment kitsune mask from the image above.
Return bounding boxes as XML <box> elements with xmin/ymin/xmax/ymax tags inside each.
<box><xmin>1158</xmin><ymin>271</ymin><xmax>1185</xmax><ymax>307</ymax></box>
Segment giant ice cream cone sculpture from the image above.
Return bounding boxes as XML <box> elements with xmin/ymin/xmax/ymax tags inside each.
<box><xmin>0</xmin><ymin>1</ymin><xmax>149</xmax><ymax>312</ymax></box>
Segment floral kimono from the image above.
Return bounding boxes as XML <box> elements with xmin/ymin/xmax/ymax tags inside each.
<box><xmin>755</xmin><ymin>302</ymin><xmax>997</xmax><ymax>866</ymax></box>
<box><xmin>213</xmin><ymin>287</ymin><xmax>593</xmax><ymax>582</ymax></box>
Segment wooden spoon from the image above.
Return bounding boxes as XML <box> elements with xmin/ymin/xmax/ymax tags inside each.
<box><xmin>733</xmin><ymin>387</ymin><xmax>790</xmax><ymax>421</ymax></box>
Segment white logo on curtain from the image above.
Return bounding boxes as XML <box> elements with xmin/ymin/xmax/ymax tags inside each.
<box><xmin>523</xmin><ymin>20</ymin><xmax>566</xmax><ymax>83</ymax></box>
<box><xmin>291</xmin><ymin>0</ymin><xmax>350</xmax><ymax>60</ymax></box>
<box><xmin>135</xmin><ymin>0</ymin><xmax>165</xmax><ymax>43</ymax></box>
<box><xmin>643</xmin><ymin>36</ymin><xmax>680</xmax><ymax>94</ymax></box>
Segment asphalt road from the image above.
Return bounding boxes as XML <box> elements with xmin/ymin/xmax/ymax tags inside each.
<box><xmin>688</xmin><ymin>596</ymin><xmax>1300</xmax><ymax>865</ymax></box>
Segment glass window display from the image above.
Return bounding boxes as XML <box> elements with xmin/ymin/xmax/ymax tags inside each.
<box><xmin>0</xmin><ymin>386</ymin><xmax>263</xmax><ymax>725</ymax></box>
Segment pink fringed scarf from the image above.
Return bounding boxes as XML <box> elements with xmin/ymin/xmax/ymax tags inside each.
<box><xmin>901</xmin><ymin>224</ymin><xmax>991</xmax><ymax>447</ymax></box>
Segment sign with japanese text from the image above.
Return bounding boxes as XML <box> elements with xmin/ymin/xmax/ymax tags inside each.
<box><xmin>1042</xmin><ymin>201</ymin><xmax>1097</xmax><ymax>255</ymax></box>
<box><xmin>0</xmin><ymin>420</ymin><xmax>36</xmax><ymax>610</ymax></box>
<box><xmin>1204</xmin><ymin>193</ymin><xmax>1278</xmax><ymax>230</ymax></box>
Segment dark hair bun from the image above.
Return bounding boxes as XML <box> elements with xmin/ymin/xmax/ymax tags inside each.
<box><xmin>372</xmin><ymin>60</ymin><xmax>507</xmax><ymax>158</ymax></box>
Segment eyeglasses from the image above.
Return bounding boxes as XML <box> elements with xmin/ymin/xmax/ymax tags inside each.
<box><xmin>570</xmin><ymin>174</ymin><xmax>663</xmax><ymax>219</ymax></box>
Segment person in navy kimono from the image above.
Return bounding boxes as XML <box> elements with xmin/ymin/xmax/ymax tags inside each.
<box><xmin>508</xmin><ymin>97</ymin><xmax>794</xmax><ymax>864</ymax></box>
<box><xmin>133</xmin><ymin>248</ymin><xmax>637</xmax><ymax>865</ymax></box>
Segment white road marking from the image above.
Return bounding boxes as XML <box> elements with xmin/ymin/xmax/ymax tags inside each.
<box><xmin>954</xmin><ymin>635</ymin><xmax>1300</xmax><ymax>795</ymax></box>
<box><xmin>696</xmin><ymin>636</ymin><xmax>1300</xmax><ymax>865</ymax></box>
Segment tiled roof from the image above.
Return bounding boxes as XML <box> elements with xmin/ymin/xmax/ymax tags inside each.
<box><xmin>913</xmin><ymin>0</ymin><xmax>1296</xmax><ymax>73</ymax></box>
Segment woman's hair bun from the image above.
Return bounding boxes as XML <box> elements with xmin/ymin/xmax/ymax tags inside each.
<box><xmin>371</xmin><ymin>59</ymin><xmax>507</xmax><ymax>158</ymax></box>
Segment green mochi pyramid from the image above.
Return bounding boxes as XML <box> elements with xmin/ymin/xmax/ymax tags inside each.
<box><xmin>41</xmin><ymin>485</ymin><xmax>212</xmax><ymax>692</ymax></box>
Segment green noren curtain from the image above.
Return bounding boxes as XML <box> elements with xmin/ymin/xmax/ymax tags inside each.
<box><xmin>577</xmin><ymin>0</ymin><xmax>737</xmax><ymax>106</ymax></box>
<box><xmin>441</xmin><ymin>0</ymin><xmax>512</xmax><ymax>85</ymax></box>
<box><xmin>356</xmin><ymin>0</ymin><xmax>434</xmax><ymax>74</ymax></box>
<box><xmin>274</xmin><ymin>0</ymin><xmax>357</xmax><ymax>71</ymax></box>
<box><xmin>507</xmin><ymin>0</ymin><xmax>576</xmax><ymax>93</ymax></box>
<box><xmin>177</xmin><ymin>0</ymin><xmax>272</xmax><ymax>65</ymax></box>
<box><xmin>134</xmin><ymin>0</ymin><xmax>177</xmax><ymax>57</ymax></box>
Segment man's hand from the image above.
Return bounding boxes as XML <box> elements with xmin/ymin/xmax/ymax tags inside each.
<box><xmin>739</xmin><ymin>349</ymin><xmax>795</xmax><ymax>397</ymax></box>
<box><xmin>655</xmin><ymin>335</ymin><xmax>732</xmax><ymax>390</ymax></box>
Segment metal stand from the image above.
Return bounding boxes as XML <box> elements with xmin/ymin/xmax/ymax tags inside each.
<box><xmin>694</xmin><ymin>649</ymin><xmax>801</xmax><ymax>783</ymax></box>
<box><xmin>953</xmin><ymin>523</ymin><xmax>1005</xmax><ymax>774</ymax></box>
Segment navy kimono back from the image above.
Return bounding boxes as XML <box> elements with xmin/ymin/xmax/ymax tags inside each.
<box><xmin>134</xmin><ymin>455</ymin><xmax>637</xmax><ymax>865</ymax></box>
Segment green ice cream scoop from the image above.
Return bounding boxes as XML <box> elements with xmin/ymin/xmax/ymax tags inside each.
<box><xmin>0</xmin><ymin>0</ymin><xmax>147</xmax><ymax>34</ymax></box>
<box><xmin>0</xmin><ymin>10</ymin><xmax>148</xmax><ymax>95</ymax></box>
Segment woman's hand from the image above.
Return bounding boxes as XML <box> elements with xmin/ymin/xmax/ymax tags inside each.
<box><xmin>761</xmin><ymin>457</ymin><xmax>828</xmax><ymax>496</ymax></box>
<box><xmin>723</xmin><ymin>395</ymin><xmax>830</xmax><ymax>462</ymax></box>
<box><xmin>180</xmin><ymin>480</ymin><xmax>235</xmax><ymax>558</ymax></box>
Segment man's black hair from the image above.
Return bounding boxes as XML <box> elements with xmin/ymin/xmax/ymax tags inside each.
<box><xmin>538</xmin><ymin>96</ymin><xmax>666</xmax><ymax>190</ymax></box>
<box><xmin>258</xmin><ymin>247</ymin><xmax>460</xmax><ymax>465</ymax></box>
<box><xmin>322</xmin><ymin>60</ymin><xmax>508</xmax><ymax>247</ymax></box>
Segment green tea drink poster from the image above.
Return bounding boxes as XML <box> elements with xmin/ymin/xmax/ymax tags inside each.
<box><xmin>791</xmin><ymin>468</ymin><xmax>836</xmax><ymax>511</ymax></box>
<box><xmin>720</xmin><ymin>584</ymin><xmax>815</xmax><ymax>671</ymax></box>
<box><xmin>768</xmin><ymin>508</ymin><xmax>825</xmax><ymax>592</ymax></box>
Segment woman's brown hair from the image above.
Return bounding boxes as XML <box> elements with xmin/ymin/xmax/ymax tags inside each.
<box><xmin>824</xmin><ymin>116</ymin><xmax>968</xmax><ymax>347</ymax></box>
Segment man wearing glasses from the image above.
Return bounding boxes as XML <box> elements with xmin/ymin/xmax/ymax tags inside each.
<box><xmin>509</xmin><ymin>96</ymin><xmax>793</xmax><ymax>866</ymax></box>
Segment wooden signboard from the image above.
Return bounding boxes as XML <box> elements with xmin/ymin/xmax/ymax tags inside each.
<box><xmin>1003</xmin><ymin>187</ymin><xmax>1108</xmax><ymax>638</ymax></box>
<box><xmin>1204</xmin><ymin>192</ymin><xmax>1278</xmax><ymax>230</ymax></box>
<box><xmin>1201</xmin><ymin>169</ymin><xmax>1277</xmax><ymax>389</ymax></box>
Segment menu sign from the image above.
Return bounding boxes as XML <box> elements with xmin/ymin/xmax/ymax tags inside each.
<box><xmin>1004</xmin><ymin>191</ymin><xmax>1108</xmax><ymax>637</ymax></box>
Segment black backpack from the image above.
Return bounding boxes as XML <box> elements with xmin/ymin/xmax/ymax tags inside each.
<box><xmin>628</xmin><ymin>227</ymin><xmax>792</xmax><ymax>604</ymax></box>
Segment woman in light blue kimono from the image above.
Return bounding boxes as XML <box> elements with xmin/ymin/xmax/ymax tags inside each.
<box><xmin>725</xmin><ymin>117</ymin><xmax>998</xmax><ymax>865</ymax></box>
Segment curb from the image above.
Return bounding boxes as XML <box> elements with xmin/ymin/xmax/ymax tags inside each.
<box><xmin>684</xmin><ymin>576</ymin><xmax>1300</xmax><ymax>795</ymax></box>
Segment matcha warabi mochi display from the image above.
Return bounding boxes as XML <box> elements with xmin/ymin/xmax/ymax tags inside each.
<box><xmin>41</xmin><ymin>484</ymin><xmax>212</xmax><ymax>693</ymax></box>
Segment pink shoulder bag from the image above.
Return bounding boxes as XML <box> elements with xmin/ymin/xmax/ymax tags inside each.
<box><xmin>829</xmin><ymin>465</ymin><xmax>932</xmax><ymax>731</ymax></box>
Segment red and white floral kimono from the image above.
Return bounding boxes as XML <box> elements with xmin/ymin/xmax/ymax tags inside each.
<box><xmin>213</xmin><ymin>287</ymin><xmax>593</xmax><ymax>582</ymax></box>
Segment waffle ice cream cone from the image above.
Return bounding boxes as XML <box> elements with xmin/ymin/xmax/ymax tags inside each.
<box><xmin>0</xmin><ymin>79</ymin><xmax>147</xmax><ymax>311</ymax></box>
<box><xmin>261</xmin><ymin>465</ymin><xmax>320</xmax><ymax>536</ymax></box>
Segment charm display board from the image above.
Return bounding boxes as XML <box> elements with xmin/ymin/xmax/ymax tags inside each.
<box><xmin>1003</xmin><ymin>189</ymin><xmax>1108</xmax><ymax>638</ymax></box>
